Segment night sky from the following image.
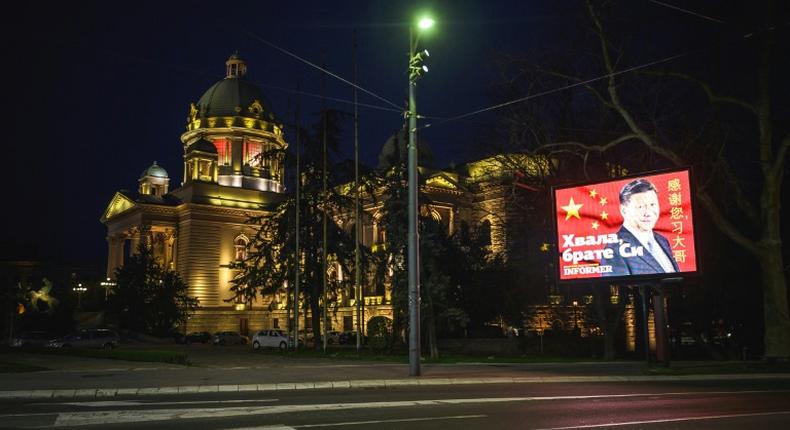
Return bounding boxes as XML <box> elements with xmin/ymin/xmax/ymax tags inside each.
<box><xmin>3</xmin><ymin>1</ymin><xmax>771</xmax><ymax>268</ymax></box>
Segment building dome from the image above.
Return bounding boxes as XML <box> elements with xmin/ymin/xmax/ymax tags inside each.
<box><xmin>140</xmin><ymin>161</ymin><xmax>168</xmax><ymax>179</ymax></box>
<box><xmin>193</xmin><ymin>54</ymin><xmax>274</xmax><ymax>122</ymax></box>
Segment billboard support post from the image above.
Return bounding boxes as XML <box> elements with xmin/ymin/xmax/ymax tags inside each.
<box><xmin>653</xmin><ymin>283</ymin><xmax>670</xmax><ymax>367</ymax></box>
<box><xmin>639</xmin><ymin>284</ymin><xmax>652</xmax><ymax>365</ymax></box>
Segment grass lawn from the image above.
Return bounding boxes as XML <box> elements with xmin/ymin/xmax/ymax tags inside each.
<box><xmin>0</xmin><ymin>361</ymin><xmax>49</xmax><ymax>373</ymax></box>
<box><xmin>5</xmin><ymin>347</ymin><xmax>190</xmax><ymax>366</ymax></box>
<box><xmin>259</xmin><ymin>347</ymin><xmax>597</xmax><ymax>364</ymax></box>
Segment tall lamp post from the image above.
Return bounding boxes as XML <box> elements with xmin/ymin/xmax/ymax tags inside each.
<box><xmin>73</xmin><ymin>283</ymin><xmax>87</xmax><ymax>310</ymax></box>
<box><xmin>408</xmin><ymin>15</ymin><xmax>434</xmax><ymax>377</ymax></box>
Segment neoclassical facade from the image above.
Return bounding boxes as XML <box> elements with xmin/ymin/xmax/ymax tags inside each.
<box><xmin>102</xmin><ymin>55</ymin><xmax>290</xmax><ymax>333</ymax></box>
<box><xmin>101</xmin><ymin>55</ymin><xmax>549</xmax><ymax>336</ymax></box>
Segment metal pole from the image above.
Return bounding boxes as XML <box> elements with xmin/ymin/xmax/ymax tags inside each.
<box><xmin>407</xmin><ymin>27</ymin><xmax>421</xmax><ymax>376</ymax></box>
<box><xmin>653</xmin><ymin>284</ymin><xmax>669</xmax><ymax>366</ymax></box>
<box><xmin>322</xmin><ymin>70</ymin><xmax>328</xmax><ymax>354</ymax></box>
<box><xmin>293</xmin><ymin>83</ymin><xmax>301</xmax><ymax>352</ymax></box>
<box><xmin>640</xmin><ymin>285</ymin><xmax>651</xmax><ymax>365</ymax></box>
<box><xmin>353</xmin><ymin>30</ymin><xmax>362</xmax><ymax>354</ymax></box>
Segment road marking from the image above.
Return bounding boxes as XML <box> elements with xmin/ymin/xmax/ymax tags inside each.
<box><xmin>224</xmin><ymin>426</ymin><xmax>297</xmax><ymax>430</ymax></box>
<box><xmin>41</xmin><ymin>399</ymin><xmax>279</xmax><ymax>407</ymax></box>
<box><xmin>51</xmin><ymin>398</ymin><xmax>521</xmax><ymax>426</ymax></box>
<box><xmin>221</xmin><ymin>416</ymin><xmax>486</xmax><ymax>430</ymax></box>
<box><xmin>13</xmin><ymin>390</ymin><xmax>783</xmax><ymax>426</ymax></box>
<box><xmin>293</xmin><ymin>414</ymin><xmax>487</xmax><ymax>427</ymax></box>
<box><xmin>530</xmin><ymin>410</ymin><xmax>790</xmax><ymax>429</ymax></box>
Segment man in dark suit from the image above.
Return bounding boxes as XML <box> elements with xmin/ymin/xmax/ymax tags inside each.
<box><xmin>601</xmin><ymin>178</ymin><xmax>680</xmax><ymax>277</ymax></box>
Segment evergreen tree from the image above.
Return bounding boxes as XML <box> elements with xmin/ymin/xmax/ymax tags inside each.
<box><xmin>110</xmin><ymin>243</ymin><xmax>198</xmax><ymax>336</ymax></box>
<box><xmin>229</xmin><ymin>109</ymin><xmax>362</xmax><ymax>350</ymax></box>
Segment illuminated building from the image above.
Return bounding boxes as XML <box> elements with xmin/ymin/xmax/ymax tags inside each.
<box><xmin>101</xmin><ymin>55</ymin><xmax>288</xmax><ymax>333</ymax></box>
<box><xmin>100</xmin><ymin>55</ymin><xmax>579</xmax><ymax>339</ymax></box>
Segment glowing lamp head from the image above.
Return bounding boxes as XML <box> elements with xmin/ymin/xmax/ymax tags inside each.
<box><xmin>418</xmin><ymin>17</ymin><xmax>435</xmax><ymax>30</ymax></box>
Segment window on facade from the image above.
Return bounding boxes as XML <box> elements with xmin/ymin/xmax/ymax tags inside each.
<box><xmin>375</xmin><ymin>222</ymin><xmax>386</xmax><ymax>244</ymax></box>
<box><xmin>234</xmin><ymin>235</ymin><xmax>249</xmax><ymax>261</ymax></box>
<box><xmin>244</xmin><ymin>140</ymin><xmax>263</xmax><ymax>167</ymax></box>
<box><xmin>363</xmin><ymin>222</ymin><xmax>374</xmax><ymax>247</ymax></box>
<box><xmin>198</xmin><ymin>160</ymin><xmax>213</xmax><ymax>181</ymax></box>
<box><xmin>478</xmin><ymin>219</ymin><xmax>492</xmax><ymax>247</ymax></box>
<box><xmin>343</xmin><ymin>316</ymin><xmax>353</xmax><ymax>331</ymax></box>
<box><xmin>214</xmin><ymin>139</ymin><xmax>231</xmax><ymax>166</ymax></box>
<box><xmin>273</xmin><ymin>318</ymin><xmax>279</xmax><ymax>329</ymax></box>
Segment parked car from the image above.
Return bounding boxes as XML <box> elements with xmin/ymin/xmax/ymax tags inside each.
<box><xmin>326</xmin><ymin>331</ymin><xmax>341</xmax><ymax>345</ymax></box>
<box><xmin>339</xmin><ymin>330</ymin><xmax>366</xmax><ymax>345</ymax></box>
<box><xmin>251</xmin><ymin>329</ymin><xmax>298</xmax><ymax>350</ymax></box>
<box><xmin>185</xmin><ymin>331</ymin><xmax>212</xmax><ymax>344</ymax></box>
<box><xmin>46</xmin><ymin>329</ymin><xmax>120</xmax><ymax>349</ymax></box>
<box><xmin>9</xmin><ymin>330</ymin><xmax>54</xmax><ymax>348</ymax></box>
<box><xmin>212</xmin><ymin>331</ymin><xmax>247</xmax><ymax>345</ymax></box>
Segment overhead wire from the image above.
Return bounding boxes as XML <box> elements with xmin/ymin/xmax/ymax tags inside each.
<box><xmin>421</xmin><ymin>52</ymin><xmax>688</xmax><ymax>130</ymax></box>
<box><xmin>648</xmin><ymin>0</ymin><xmax>726</xmax><ymax>24</ymax></box>
<box><xmin>247</xmin><ymin>32</ymin><xmax>403</xmax><ymax>111</ymax></box>
<box><xmin>253</xmin><ymin>82</ymin><xmax>401</xmax><ymax>114</ymax></box>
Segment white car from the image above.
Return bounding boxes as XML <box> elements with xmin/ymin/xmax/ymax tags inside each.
<box><xmin>252</xmin><ymin>329</ymin><xmax>294</xmax><ymax>350</ymax></box>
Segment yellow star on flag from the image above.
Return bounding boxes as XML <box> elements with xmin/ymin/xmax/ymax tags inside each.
<box><xmin>591</xmin><ymin>221</ymin><xmax>599</xmax><ymax>230</ymax></box>
<box><xmin>599</xmin><ymin>196</ymin><xmax>608</xmax><ymax>206</ymax></box>
<box><xmin>561</xmin><ymin>197</ymin><xmax>583</xmax><ymax>220</ymax></box>
<box><xmin>589</xmin><ymin>189</ymin><xmax>598</xmax><ymax>198</ymax></box>
<box><xmin>600</xmin><ymin>211</ymin><xmax>608</xmax><ymax>220</ymax></box>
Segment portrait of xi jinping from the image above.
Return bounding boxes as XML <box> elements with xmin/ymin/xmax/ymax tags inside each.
<box><xmin>600</xmin><ymin>178</ymin><xmax>680</xmax><ymax>277</ymax></box>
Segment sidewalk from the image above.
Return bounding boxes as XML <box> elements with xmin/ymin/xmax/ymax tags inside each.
<box><xmin>2</xmin><ymin>348</ymin><xmax>789</xmax><ymax>400</ymax></box>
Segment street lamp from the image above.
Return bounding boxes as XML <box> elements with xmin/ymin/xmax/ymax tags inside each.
<box><xmin>100</xmin><ymin>277</ymin><xmax>116</xmax><ymax>301</ymax></box>
<box><xmin>73</xmin><ymin>283</ymin><xmax>87</xmax><ymax>310</ymax></box>
<box><xmin>408</xmin><ymin>14</ymin><xmax>434</xmax><ymax>377</ymax></box>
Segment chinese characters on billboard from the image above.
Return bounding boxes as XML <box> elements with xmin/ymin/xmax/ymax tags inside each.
<box><xmin>554</xmin><ymin>169</ymin><xmax>697</xmax><ymax>281</ymax></box>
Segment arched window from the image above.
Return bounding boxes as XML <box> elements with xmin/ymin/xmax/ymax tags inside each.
<box><xmin>373</xmin><ymin>212</ymin><xmax>385</xmax><ymax>245</ymax></box>
<box><xmin>478</xmin><ymin>219</ymin><xmax>492</xmax><ymax>248</ymax></box>
<box><xmin>234</xmin><ymin>234</ymin><xmax>249</xmax><ymax>261</ymax></box>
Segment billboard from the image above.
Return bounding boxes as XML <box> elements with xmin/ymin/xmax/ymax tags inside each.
<box><xmin>553</xmin><ymin>169</ymin><xmax>698</xmax><ymax>282</ymax></box>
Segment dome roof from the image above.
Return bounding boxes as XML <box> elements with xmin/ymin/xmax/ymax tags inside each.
<box><xmin>140</xmin><ymin>161</ymin><xmax>168</xmax><ymax>179</ymax></box>
<box><xmin>197</xmin><ymin>77</ymin><xmax>274</xmax><ymax>120</ymax></box>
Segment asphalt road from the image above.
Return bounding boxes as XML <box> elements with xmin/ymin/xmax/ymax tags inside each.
<box><xmin>2</xmin><ymin>379</ymin><xmax>789</xmax><ymax>429</ymax></box>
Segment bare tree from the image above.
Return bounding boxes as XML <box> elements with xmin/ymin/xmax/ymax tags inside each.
<box><xmin>522</xmin><ymin>1</ymin><xmax>790</xmax><ymax>359</ymax></box>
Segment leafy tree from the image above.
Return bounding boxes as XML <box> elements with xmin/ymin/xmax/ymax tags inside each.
<box><xmin>449</xmin><ymin>221</ymin><xmax>515</xmax><ymax>331</ymax></box>
<box><xmin>110</xmin><ymin>243</ymin><xmax>198</xmax><ymax>336</ymax></box>
<box><xmin>229</xmin><ymin>109</ymin><xmax>363</xmax><ymax>350</ymax></box>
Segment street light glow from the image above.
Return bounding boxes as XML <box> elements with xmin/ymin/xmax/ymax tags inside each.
<box><xmin>418</xmin><ymin>17</ymin><xmax>434</xmax><ymax>29</ymax></box>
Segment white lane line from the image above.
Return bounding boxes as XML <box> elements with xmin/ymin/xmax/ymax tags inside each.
<box><xmin>224</xmin><ymin>426</ymin><xmax>296</xmax><ymax>430</ymax></box>
<box><xmin>42</xmin><ymin>390</ymin><xmax>790</xmax><ymax>427</ymax></box>
<box><xmin>52</xmin><ymin>398</ymin><xmax>521</xmax><ymax>426</ymax></box>
<box><xmin>530</xmin><ymin>410</ymin><xmax>790</xmax><ymax>429</ymax></box>
<box><xmin>294</xmin><ymin>414</ymin><xmax>487</xmax><ymax>427</ymax></box>
<box><xmin>42</xmin><ymin>399</ymin><xmax>279</xmax><ymax>407</ymax></box>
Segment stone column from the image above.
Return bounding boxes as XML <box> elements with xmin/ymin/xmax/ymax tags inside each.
<box><xmin>106</xmin><ymin>235</ymin><xmax>125</xmax><ymax>278</ymax></box>
<box><xmin>106</xmin><ymin>236</ymin><xmax>117</xmax><ymax>279</ymax></box>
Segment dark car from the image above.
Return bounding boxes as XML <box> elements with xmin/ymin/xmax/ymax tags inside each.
<box><xmin>339</xmin><ymin>331</ymin><xmax>366</xmax><ymax>345</ymax></box>
<box><xmin>212</xmin><ymin>331</ymin><xmax>248</xmax><ymax>345</ymax></box>
<box><xmin>9</xmin><ymin>331</ymin><xmax>54</xmax><ymax>348</ymax></box>
<box><xmin>185</xmin><ymin>331</ymin><xmax>212</xmax><ymax>344</ymax></box>
<box><xmin>47</xmin><ymin>329</ymin><xmax>120</xmax><ymax>349</ymax></box>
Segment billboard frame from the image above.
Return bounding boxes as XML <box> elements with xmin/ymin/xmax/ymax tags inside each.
<box><xmin>551</xmin><ymin>166</ymin><xmax>700</xmax><ymax>285</ymax></box>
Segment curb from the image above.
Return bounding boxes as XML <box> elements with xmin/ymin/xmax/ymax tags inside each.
<box><xmin>1</xmin><ymin>373</ymin><xmax>788</xmax><ymax>401</ymax></box>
